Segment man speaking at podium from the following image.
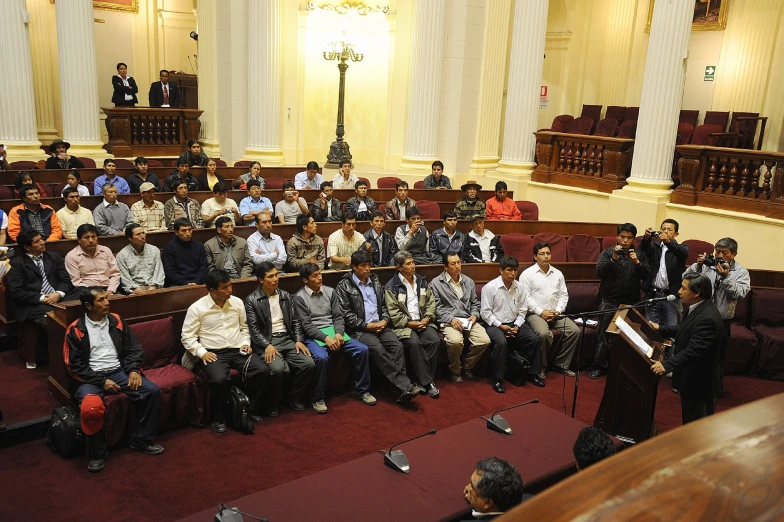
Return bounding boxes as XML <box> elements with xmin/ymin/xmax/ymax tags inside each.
<box><xmin>650</xmin><ymin>273</ymin><xmax>725</xmax><ymax>425</ymax></box>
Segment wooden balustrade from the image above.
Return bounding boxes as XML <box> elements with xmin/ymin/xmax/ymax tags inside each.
<box><xmin>671</xmin><ymin>145</ymin><xmax>784</xmax><ymax>220</ymax></box>
<box><xmin>532</xmin><ymin>131</ymin><xmax>635</xmax><ymax>193</ymax></box>
<box><xmin>102</xmin><ymin>107</ymin><xmax>203</xmax><ymax>157</ymax></box>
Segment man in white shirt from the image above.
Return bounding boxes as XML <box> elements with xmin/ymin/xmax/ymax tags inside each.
<box><xmin>327</xmin><ymin>212</ymin><xmax>366</xmax><ymax>271</ymax></box>
<box><xmin>57</xmin><ymin>187</ymin><xmax>95</xmax><ymax>240</ymax></box>
<box><xmin>481</xmin><ymin>256</ymin><xmax>544</xmax><ymax>392</ymax></box>
<box><xmin>332</xmin><ymin>159</ymin><xmax>359</xmax><ymax>190</ymax></box>
<box><xmin>247</xmin><ymin>211</ymin><xmax>286</xmax><ymax>270</ymax></box>
<box><xmin>181</xmin><ymin>269</ymin><xmax>269</xmax><ymax>433</ymax></box>
<box><xmin>519</xmin><ymin>241</ymin><xmax>579</xmax><ymax>380</ymax></box>
<box><xmin>294</xmin><ymin>161</ymin><xmax>324</xmax><ymax>190</ymax></box>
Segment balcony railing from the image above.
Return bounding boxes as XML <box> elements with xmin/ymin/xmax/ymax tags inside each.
<box><xmin>532</xmin><ymin>131</ymin><xmax>635</xmax><ymax>193</ymax></box>
<box><xmin>102</xmin><ymin>107</ymin><xmax>203</xmax><ymax>158</ymax></box>
<box><xmin>671</xmin><ymin>145</ymin><xmax>784</xmax><ymax>220</ymax></box>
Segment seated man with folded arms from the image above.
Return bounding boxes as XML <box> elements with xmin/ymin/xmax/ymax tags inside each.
<box><xmin>361</xmin><ymin>211</ymin><xmax>397</xmax><ymax>267</ymax></box>
<box><xmin>116</xmin><ymin>223</ymin><xmax>165</xmax><ymax>294</ymax></box>
<box><xmin>430</xmin><ymin>253</ymin><xmax>491</xmax><ymax>384</ymax></box>
<box><xmin>93</xmin><ymin>159</ymin><xmax>131</xmax><ymax>196</ymax></box>
<box><xmin>464</xmin><ymin>458</ymin><xmax>526</xmax><ymax>518</ymax></box>
<box><xmin>7</xmin><ymin>229</ymin><xmax>78</xmax><ymax>369</ymax></box>
<box><xmin>204</xmin><ymin>216</ymin><xmax>254</xmax><ymax>279</ymax></box>
<box><xmin>164</xmin><ymin>179</ymin><xmax>203</xmax><ymax>229</ymax></box>
<box><xmin>66</xmin><ymin>287</ymin><xmax>163</xmax><ymax>472</ymax></box>
<box><xmin>423</xmin><ymin>160</ymin><xmax>451</xmax><ymax>189</ymax></box>
<box><xmin>182</xmin><ymin>269</ymin><xmax>268</xmax><ymax>432</ymax></box>
<box><xmin>345</xmin><ymin>179</ymin><xmax>377</xmax><ymax>221</ymax></box>
<box><xmin>312</xmin><ymin>181</ymin><xmax>343</xmax><ymax>223</ymax></box>
<box><xmin>520</xmin><ymin>241</ymin><xmax>579</xmax><ymax>380</ymax></box>
<box><xmin>65</xmin><ymin>224</ymin><xmax>121</xmax><ymax>294</ymax></box>
<box><xmin>162</xmin><ymin>218</ymin><xmax>209</xmax><ymax>287</ymax></box>
<box><xmin>429</xmin><ymin>210</ymin><xmax>465</xmax><ymax>261</ymax></box>
<box><xmin>384</xmin><ymin>251</ymin><xmax>440</xmax><ymax>398</ymax></box>
<box><xmin>294</xmin><ymin>161</ymin><xmax>323</xmax><ymax>190</ymax></box>
<box><xmin>7</xmin><ymin>184</ymin><xmax>63</xmax><ymax>242</ymax></box>
<box><xmin>385</xmin><ymin>180</ymin><xmax>417</xmax><ymax>221</ymax></box>
<box><xmin>248</xmin><ymin>211</ymin><xmax>286</xmax><ymax>270</ymax></box>
<box><xmin>481</xmin><ymin>256</ymin><xmax>544</xmax><ymax>393</ymax></box>
<box><xmin>327</xmin><ymin>211</ymin><xmax>365</xmax><ymax>271</ymax></box>
<box><xmin>275</xmin><ymin>182</ymin><xmax>309</xmax><ymax>224</ymax></box>
<box><xmin>461</xmin><ymin>214</ymin><xmax>504</xmax><ymax>263</ymax></box>
<box><xmin>245</xmin><ymin>262</ymin><xmax>315</xmax><ymax>414</ymax></box>
<box><xmin>202</xmin><ymin>182</ymin><xmax>241</xmax><ymax>227</ymax></box>
<box><xmin>294</xmin><ymin>263</ymin><xmax>375</xmax><ymax>413</ymax></box>
<box><xmin>239</xmin><ymin>180</ymin><xmax>273</xmax><ymax>226</ymax></box>
<box><xmin>286</xmin><ymin>213</ymin><xmax>325</xmax><ymax>272</ymax></box>
<box><xmin>572</xmin><ymin>426</ymin><xmax>616</xmax><ymax>470</ymax></box>
<box><xmin>130</xmin><ymin>182</ymin><xmax>167</xmax><ymax>233</ymax></box>
<box><xmin>485</xmin><ymin>181</ymin><xmax>522</xmax><ymax>221</ymax></box>
<box><xmin>93</xmin><ymin>183</ymin><xmax>134</xmax><ymax>236</ymax></box>
<box><xmin>395</xmin><ymin>207</ymin><xmax>441</xmax><ymax>265</ymax></box>
<box><xmin>336</xmin><ymin>250</ymin><xmax>422</xmax><ymax>403</ymax></box>
<box><xmin>162</xmin><ymin>157</ymin><xmax>199</xmax><ymax>193</ymax></box>
<box><xmin>57</xmin><ymin>187</ymin><xmax>95</xmax><ymax>240</ymax></box>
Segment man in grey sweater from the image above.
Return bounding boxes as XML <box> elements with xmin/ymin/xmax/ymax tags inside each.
<box><xmin>293</xmin><ymin>263</ymin><xmax>375</xmax><ymax>413</ymax></box>
<box><xmin>93</xmin><ymin>183</ymin><xmax>133</xmax><ymax>236</ymax></box>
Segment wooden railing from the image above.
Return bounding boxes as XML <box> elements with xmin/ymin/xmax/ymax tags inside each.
<box><xmin>102</xmin><ymin>107</ymin><xmax>203</xmax><ymax>157</ymax></box>
<box><xmin>671</xmin><ymin>145</ymin><xmax>784</xmax><ymax>220</ymax></box>
<box><xmin>532</xmin><ymin>131</ymin><xmax>635</xmax><ymax>193</ymax></box>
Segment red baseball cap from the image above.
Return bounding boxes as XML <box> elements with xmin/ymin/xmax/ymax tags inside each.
<box><xmin>80</xmin><ymin>394</ymin><xmax>105</xmax><ymax>435</ymax></box>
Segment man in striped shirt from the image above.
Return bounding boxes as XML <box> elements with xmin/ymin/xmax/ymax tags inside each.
<box><xmin>131</xmin><ymin>182</ymin><xmax>167</xmax><ymax>233</ymax></box>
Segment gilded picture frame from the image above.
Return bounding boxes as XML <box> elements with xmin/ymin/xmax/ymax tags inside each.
<box><xmin>49</xmin><ymin>0</ymin><xmax>139</xmax><ymax>14</ymax></box>
<box><xmin>646</xmin><ymin>0</ymin><xmax>729</xmax><ymax>32</ymax></box>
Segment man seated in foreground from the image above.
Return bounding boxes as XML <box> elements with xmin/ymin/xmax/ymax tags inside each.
<box><xmin>572</xmin><ymin>427</ymin><xmax>616</xmax><ymax>470</ymax></box>
<box><xmin>64</xmin><ymin>224</ymin><xmax>121</xmax><ymax>294</ymax></box>
<box><xmin>464</xmin><ymin>457</ymin><xmax>526</xmax><ymax>519</ymax></box>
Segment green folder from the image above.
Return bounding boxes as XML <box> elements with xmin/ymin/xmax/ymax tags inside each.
<box><xmin>314</xmin><ymin>326</ymin><xmax>351</xmax><ymax>347</ymax></box>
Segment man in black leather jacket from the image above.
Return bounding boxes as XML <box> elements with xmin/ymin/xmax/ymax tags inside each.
<box><xmin>245</xmin><ymin>262</ymin><xmax>315</xmax><ymax>413</ymax></box>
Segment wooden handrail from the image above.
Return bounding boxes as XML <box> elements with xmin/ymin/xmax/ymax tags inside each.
<box><xmin>102</xmin><ymin>107</ymin><xmax>203</xmax><ymax>157</ymax></box>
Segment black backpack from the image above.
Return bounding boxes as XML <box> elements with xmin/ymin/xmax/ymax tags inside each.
<box><xmin>225</xmin><ymin>386</ymin><xmax>254</xmax><ymax>434</ymax></box>
<box><xmin>504</xmin><ymin>350</ymin><xmax>532</xmax><ymax>387</ymax></box>
<box><xmin>46</xmin><ymin>405</ymin><xmax>85</xmax><ymax>458</ymax></box>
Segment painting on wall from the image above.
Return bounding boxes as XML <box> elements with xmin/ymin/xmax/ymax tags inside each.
<box><xmin>49</xmin><ymin>0</ymin><xmax>138</xmax><ymax>14</ymax></box>
<box><xmin>646</xmin><ymin>0</ymin><xmax>729</xmax><ymax>32</ymax></box>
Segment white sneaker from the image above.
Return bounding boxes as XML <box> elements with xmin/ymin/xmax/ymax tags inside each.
<box><xmin>26</xmin><ymin>362</ymin><xmax>37</xmax><ymax>369</ymax></box>
<box><xmin>358</xmin><ymin>392</ymin><xmax>377</xmax><ymax>406</ymax></box>
<box><xmin>312</xmin><ymin>400</ymin><xmax>328</xmax><ymax>414</ymax></box>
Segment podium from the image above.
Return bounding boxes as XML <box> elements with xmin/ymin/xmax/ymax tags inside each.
<box><xmin>594</xmin><ymin>308</ymin><xmax>668</xmax><ymax>444</ymax></box>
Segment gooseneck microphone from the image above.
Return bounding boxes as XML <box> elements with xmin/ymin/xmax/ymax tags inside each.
<box><xmin>638</xmin><ymin>295</ymin><xmax>677</xmax><ymax>305</ymax></box>
<box><xmin>380</xmin><ymin>429</ymin><xmax>436</xmax><ymax>474</ymax></box>
<box><xmin>481</xmin><ymin>399</ymin><xmax>539</xmax><ymax>435</ymax></box>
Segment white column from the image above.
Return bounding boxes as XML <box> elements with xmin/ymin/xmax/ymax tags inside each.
<box><xmin>0</xmin><ymin>0</ymin><xmax>44</xmax><ymax>160</ymax></box>
<box><xmin>243</xmin><ymin>0</ymin><xmax>283</xmax><ymax>165</ymax></box>
<box><xmin>398</xmin><ymin>0</ymin><xmax>446</xmax><ymax>174</ymax></box>
<box><xmin>28</xmin><ymin>0</ymin><xmax>60</xmax><ymax>144</ymax></box>
<box><xmin>496</xmin><ymin>0</ymin><xmax>548</xmax><ymax>187</ymax></box>
<box><xmin>55</xmin><ymin>0</ymin><xmax>110</xmax><ymax>159</ymax></box>
<box><xmin>197</xmin><ymin>0</ymin><xmax>221</xmax><ymax>157</ymax></box>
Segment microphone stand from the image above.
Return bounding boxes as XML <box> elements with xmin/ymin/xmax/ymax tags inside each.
<box><xmin>379</xmin><ymin>429</ymin><xmax>437</xmax><ymax>474</ymax></box>
<box><xmin>480</xmin><ymin>398</ymin><xmax>539</xmax><ymax>435</ymax></box>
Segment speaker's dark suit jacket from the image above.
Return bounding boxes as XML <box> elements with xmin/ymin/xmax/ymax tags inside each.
<box><xmin>6</xmin><ymin>252</ymin><xmax>77</xmax><ymax>322</ymax></box>
<box><xmin>148</xmin><ymin>81</ymin><xmax>182</xmax><ymax>107</ymax></box>
<box><xmin>660</xmin><ymin>300</ymin><xmax>725</xmax><ymax>400</ymax></box>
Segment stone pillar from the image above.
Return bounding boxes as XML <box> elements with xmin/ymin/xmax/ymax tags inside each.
<box><xmin>470</xmin><ymin>0</ymin><xmax>512</xmax><ymax>176</ymax></box>
<box><xmin>28</xmin><ymin>0</ymin><xmax>60</xmax><ymax>144</ymax></box>
<box><xmin>398</xmin><ymin>0</ymin><xmax>446</xmax><ymax>174</ymax></box>
<box><xmin>598</xmin><ymin>0</ymin><xmax>639</xmax><ymax>106</ymax></box>
<box><xmin>196</xmin><ymin>0</ymin><xmax>221</xmax><ymax>157</ymax></box>
<box><xmin>495</xmin><ymin>0</ymin><xmax>548</xmax><ymax>196</ymax></box>
<box><xmin>0</xmin><ymin>0</ymin><xmax>44</xmax><ymax>160</ymax></box>
<box><xmin>609</xmin><ymin>0</ymin><xmax>695</xmax><ymax>225</ymax></box>
<box><xmin>55</xmin><ymin>0</ymin><xmax>110</xmax><ymax>159</ymax></box>
<box><xmin>243</xmin><ymin>0</ymin><xmax>283</xmax><ymax>165</ymax></box>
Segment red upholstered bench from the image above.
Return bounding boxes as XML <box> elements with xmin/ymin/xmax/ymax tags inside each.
<box><xmin>726</xmin><ymin>293</ymin><xmax>757</xmax><ymax>375</ymax></box>
<box><xmin>103</xmin><ymin>316</ymin><xmax>203</xmax><ymax>446</ymax></box>
<box><xmin>751</xmin><ymin>288</ymin><xmax>784</xmax><ymax>381</ymax></box>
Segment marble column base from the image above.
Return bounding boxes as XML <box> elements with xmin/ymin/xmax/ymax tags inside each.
<box><xmin>5</xmin><ymin>141</ymin><xmax>46</xmax><ymax>161</ymax></box>
<box><xmin>397</xmin><ymin>155</ymin><xmax>436</xmax><ymax>177</ymax></box>
<box><xmin>199</xmin><ymin>139</ymin><xmax>222</xmax><ymax>159</ymax></box>
<box><xmin>242</xmin><ymin>147</ymin><xmax>284</xmax><ymax>166</ymax></box>
<box><xmin>469</xmin><ymin>155</ymin><xmax>501</xmax><ymax>177</ymax></box>
<box><xmin>609</xmin><ymin>178</ymin><xmax>673</xmax><ymax>229</ymax></box>
<box><xmin>61</xmin><ymin>141</ymin><xmax>111</xmax><ymax>161</ymax></box>
<box><xmin>494</xmin><ymin>160</ymin><xmax>536</xmax><ymax>199</ymax></box>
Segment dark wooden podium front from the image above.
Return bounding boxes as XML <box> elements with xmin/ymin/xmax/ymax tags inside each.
<box><xmin>594</xmin><ymin>308</ymin><xmax>667</xmax><ymax>443</ymax></box>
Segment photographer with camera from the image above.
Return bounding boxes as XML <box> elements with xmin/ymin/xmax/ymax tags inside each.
<box><xmin>641</xmin><ymin>219</ymin><xmax>689</xmax><ymax>331</ymax></box>
<box><xmin>683</xmin><ymin>238</ymin><xmax>750</xmax><ymax>380</ymax></box>
<box><xmin>589</xmin><ymin>223</ymin><xmax>650</xmax><ymax>379</ymax></box>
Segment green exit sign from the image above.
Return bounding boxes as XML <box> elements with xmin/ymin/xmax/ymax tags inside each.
<box><xmin>704</xmin><ymin>66</ymin><xmax>716</xmax><ymax>82</ymax></box>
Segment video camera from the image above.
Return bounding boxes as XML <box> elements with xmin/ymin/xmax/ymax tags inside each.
<box><xmin>703</xmin><ymin>254</ymin><xmax>728</xmax><ymax>268</ymax></box>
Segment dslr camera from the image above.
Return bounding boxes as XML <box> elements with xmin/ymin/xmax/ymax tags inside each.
<box><xmin>617</xmin><ymin>248</ymin><xmax>632</xmax><ymax>259</ymax></box>
<box><xmin>650</xmin><ymin>230</ymin><xmax>661</xmax><ymax>239</ymax></box>
<box><xmin>703</xmin><ymin>254</ymin><xmax>728</xmax><ymax>268</ymax></box>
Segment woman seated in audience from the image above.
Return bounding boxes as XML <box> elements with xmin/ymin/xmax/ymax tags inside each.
<box><xmin>196</xmin><ymin>158</ymin><xmax>227</xmax><ymax>192</ymax></box>
<box><xmin>233</xmin><ymin>161</ymin><xmax>265</xmax><ymax>190</ymax></box>
<box><xmin>14</xmin><ymin>172</ymin><xmax>49</xmax><ymax>199</ymax></box>
<box><xmin>61</xmin><ymin>170</ymin><xmax>91</xmax><ymax>197</ymax></box>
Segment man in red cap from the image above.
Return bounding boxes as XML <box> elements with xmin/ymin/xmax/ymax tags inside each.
<box><xmin>65</xmin><ymin>287</ymin><xmax>163</xmax><ymax>472</ymax></box>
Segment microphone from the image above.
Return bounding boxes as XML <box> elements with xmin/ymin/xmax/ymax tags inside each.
<box><xmin>640</xmin><ymin>295</ymin><xmax>677</xmax><ymax>304</ymax></box>
<box><xmin>380</xmin><ymin>429</ymin><xmax>436</xmax><ymax>474</ymax></box>
<box><xmin>187</xmin><ymin>55</ymin><xmax>196</xmax><ymax>75</ymax></box>
<box><xmin>481</xmin><ymin>399</ymin><xmax>539</xmax><ymax>435</ymax></box>
<box><xmin>214</xmin><ymin>504</ymin><xmax>268</xmax><ymax>522</ymax></box>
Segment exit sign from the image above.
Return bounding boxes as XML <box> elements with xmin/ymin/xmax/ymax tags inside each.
<box><xmin>704</xmin><ymin>66</ymin><xmax>716</xmax><ymax>82</ymax></box>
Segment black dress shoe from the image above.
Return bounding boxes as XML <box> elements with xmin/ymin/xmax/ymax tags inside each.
<box><xmin>212</xmin><ymin>421</ymin><xmax>227</xmax><ymax>433</ymax></box>
<box><xmin>288</xmin><ymin>398</ymin><xmax>306</xmax><ymax>411</ymax></box>
<box><xmin>265</xmin><ymin>407</ymin><xmax>280</xmax><ymax>417</ymax></box>
<box><xmin>129</xmin><ymin>440</ymin><xmax>165</xmax><ymax>456</ymax></box>
<box><xmin>424</xmin><ymin>383</ymin><xmax>440</xmax><ymax>398</ymax></box>
<box><xmin>462</xmin><ymin>369</ymin><xmax>475</xmax><ymax>379</ymax></box>
<box><xmin>248</xmin><ymin>413</ymin><xmax>263</xmax><ymax>424</ymax></box>
<box><xmin>588</xmin><ymin>368</ymin><xmax>604</xmax><ymax>379</ymax></box>
<box><xmin>395</xmin><ymin>389</ymin><xmax>416</xmax><ymax>404</ymax></box>
<box><xmin>87</xmin><ymin>458</ymin><xmax>105</xmax><ymax>473</ymax></box>
<box><xmin>527</xmin><ymin>375</ymin><xmax>546</xmax><ymax>387</ymax></box>
<box><xmin>492</xmin><ymin>380</ymin><xmax>505</xmax><ymax>393</ymax></box>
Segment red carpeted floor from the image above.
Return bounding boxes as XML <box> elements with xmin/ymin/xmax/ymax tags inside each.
<box><xmin>0</xmin><ymin>373</ymin><xmax>782</xmax><ymax>522</ymax></box>
<box><xmin>0</xmin><ymin>351</ymin><xmax>60</xmax><ymax>425</ymax></box>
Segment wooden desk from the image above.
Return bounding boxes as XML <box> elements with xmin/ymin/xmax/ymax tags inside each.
<box><xmin>102</xmin><ymin>107</ymin><xmax>203</xmax><ymax>157</ymax></box>
<box><xmin>169</xmin><ymin>73</ymin><xmax>197</xmax><ymax>109</ymax></box>
<box><xmin>500</xmin><ymin>393</ymin><xmax>784</xmax><ymax>521</ymax></box>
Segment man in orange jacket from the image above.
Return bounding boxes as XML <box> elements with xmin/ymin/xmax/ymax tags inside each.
<box><xmin>7</xmin><ymin>184</ymin><xmax>62</xmax><ymax>242</ymax></box>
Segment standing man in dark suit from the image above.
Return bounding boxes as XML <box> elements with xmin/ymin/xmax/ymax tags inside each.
<box><xmin>111</xmin><ymin>62</ymin><xmax>138</xmax><ymax>107</ymax></box>
<box><xmin>6</xmin><ymin>229</ymin><xmax>78</xmax><ymax>368</ymax></box>
<box><xmin>148</xmin><ymin>70</ymin><xmax>181</xmax><ymax>108</ymax></box>
<box><xmin>650</xmin><ymin>273</ymin><xmax>725</xmax><ymax>424</ymax></box>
